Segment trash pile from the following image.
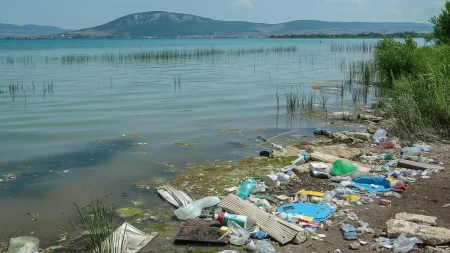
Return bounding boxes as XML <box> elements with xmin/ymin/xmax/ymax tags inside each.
<box><xmin>158</xmin><ymin>128</ymin><xmax>447</xmax><ymax>252</ymax></box>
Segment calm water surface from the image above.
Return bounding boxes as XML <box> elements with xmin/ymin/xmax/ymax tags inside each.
<box><xmin>0</xmin><ymin>38</ymin><xmax>396</xmax><ymax>245</ymax></box>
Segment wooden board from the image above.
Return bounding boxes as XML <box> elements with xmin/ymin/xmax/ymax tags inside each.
<box><xmin>311</xmin><ymin>152</ymin><xmax>372</xmax><ymax>173</ymax></box>
<box><xmin>219</xmin><ymin>194</ymin><xmax>303</xmax><ymax>244</ymax></box>
<box><xmin>398</xmin><ymin>159</ymin><xmax>445</xmax><ymax>171</ymax></box>
<box><xmin>174</xmin><ymin>220</ymin><xmax>229</xmax><ymax>245</ymax></box>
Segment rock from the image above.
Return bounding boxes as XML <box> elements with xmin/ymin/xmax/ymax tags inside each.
<box><xmin>349</xmin><ymin>241</ymin><xmax>360</xmax><ymax>250</ymax></box>
<box><xmin>395</xmin><ymin>212</ymin><xmax>437</xmax><ymax>226</ymax></box>
<box><xmin>367</xmin><ymin>123</ymin><xmax>378</xmax><ymax>134</ymax></box>
<box><xmin>293</xmin><ymin>164</ymin><xmax>309</xmax><ymax>176</ymax></box>
<box><xmin>386</xmin><ymin>219</ymin><xmax>450</xmax><ymax>246</ymax></box>
<box><xmin>358</xmin><ymin>114</ymin><xmax>383</xmax><ymax>123</ymax></box>
<box><xmin>292</xmin><ymin>230</ymin><xmax>308</xmax><ymax>245</ymax></box>
<box><xmin>342</xmin><ymin>131</ymin><xmax>371</xmax><ymax>141</ymax></box>
<box><xmin>425</xmin><ymin>246</ymin><xmax>450</xmax><ymax>253</ymax></box>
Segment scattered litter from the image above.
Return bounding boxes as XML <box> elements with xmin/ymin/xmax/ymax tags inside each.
<box><xmin>219</xmin><ymin>194</ymin><xmax>302</xmax><ymax>244</ymax></box>
<box><xmin>443</xmin><ymin>204</ymin><xmax>450</xmax><ymax>208</ymax></box>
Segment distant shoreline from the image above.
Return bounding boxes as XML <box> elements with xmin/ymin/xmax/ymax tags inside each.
<box><xmin>269</xmin><ymin>32</ymin><xmax>428</xmax><ymax>39</ymax></box>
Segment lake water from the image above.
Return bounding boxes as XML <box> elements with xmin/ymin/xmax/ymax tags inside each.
<box><xmin>0</xmin><ymin>38</ymin><xmax>389</xmax><ymax>246</ymax></box>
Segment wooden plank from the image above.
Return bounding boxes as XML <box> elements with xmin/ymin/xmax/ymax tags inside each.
<box><xmin>174</xmin><ymin>220</ymin><xmax>229</xmax><ymax>245</ymax></box>
<box><xmin>398</xmin><ymin>159</ymin><xmax>445</xmax><ymax>171</ymax></box>
<box><xmin>311</xmin><ymin>152</ymin><xmax>372</xmax><ymax>173</ymax></box>
<box><xmin>219</xmin><ymin>194</ymin><xmax>302</xmax><ymax>244</ymax></box>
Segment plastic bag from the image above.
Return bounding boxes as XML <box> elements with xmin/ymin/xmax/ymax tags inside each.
<box><xmin>371</xmin><ymin>237</ymin><xmax>394</xmax><ymax>251</ymax></box>
<box><xmin>332</xmin><ymin>160</ymin><xmax>357</xmax><ymax>176</ymax></box>
<box><xmin>392</xmin><ymin>234</ymin><xmax>423</xmax><ymax>253</ymax></box>
<box><xmin>254</xmin><ymin>240</ymin><xmax>276</xmax><ymax>253</ymax></box>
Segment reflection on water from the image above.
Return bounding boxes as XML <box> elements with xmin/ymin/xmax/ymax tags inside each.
<box><xmin>0</xmin><ymin>38</ymin><xmax>389</xmax><ymax>245</ymax></box>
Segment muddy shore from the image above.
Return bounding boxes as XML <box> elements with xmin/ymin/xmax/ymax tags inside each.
<box><xmin>137</xmin><ymin>129</ymin><xmax>450</xmax><ymax>253</ymax></box>
<box><xmin>32</xmin><ymin>114</ymin><xmax>450</xmax><ymax>253</ymax></box>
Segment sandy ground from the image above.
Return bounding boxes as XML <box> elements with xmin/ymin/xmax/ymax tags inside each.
<box><xmin>138</xmin><ymin>141</ymin><xmax>450</xmax><ymax>253</ymax></box>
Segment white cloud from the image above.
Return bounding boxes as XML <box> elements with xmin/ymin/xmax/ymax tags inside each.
<box><xmin>232</xmin><ymin>0</ymin><xmax>253</xmax><ymax>8</ymax></box>
<box><xmin>412</xmin><ymin>1</ymin><xmax>445</xmax><ymax>14</ymax></box>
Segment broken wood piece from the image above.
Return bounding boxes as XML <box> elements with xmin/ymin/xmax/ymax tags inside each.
<box><xmin>174</xmin><ymin>220</ymin><xmax>229</xmax><ymax>245</ymax></box>
<box><xmin>310</xmin><ymin>152</ymin><xmax>371</xmax><ymax>173</ymax></box>
<box><xmin>398</xmin><ymin>160</ymin><xmax>445</xmax><ymax>171</ymax></box>
<box><xmin>219</xmin><ymin>194</ymin><xmax>303</xmax><ymax>244</ymax></box>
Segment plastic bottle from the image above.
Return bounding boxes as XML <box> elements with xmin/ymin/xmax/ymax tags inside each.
<box><xmin>236</xmin><ymin>179</ymin><xmax>257</xmax><ymax>199</ymax></box>
<box><xmin>400</xmin><ymin>147</ymin><xmax>422</xmax><ymax>156</ymax></box>
<box><xmin>228</xmin><ymin>220</ymin><xmax>250</xmax><ymax>246</ymax></box>
<box><xmin>292</xmin><ymin>157</ymin><xmax>306</xmax><ymax>166</ymax></box>
<box><xmin>174</xmin><ymin>196</ymin><xmax>220</xmax><ymax>220</ymax></box>
<box><xmin>277</xmin><ymin>172</ymin><xmax>290</xmax><ymax>183</ymax></box>
<box><xmin>372</xmin><ymin>129</ymin><xmax>387</xmax><ymax>143</ymax></box>
<box><xmin>279</xmin><ymin>212</ymin><xmax>314</xmax><ymax>223</ymax></box>
<box><xmin>254</xmin><ymin>240</ymin><xmax>276</xmax><ymax>253</ymax></box>
<box><xmin>215</xmin><ymin>213</ymin><xmax>248</xmax><ymax>228</ymax></box>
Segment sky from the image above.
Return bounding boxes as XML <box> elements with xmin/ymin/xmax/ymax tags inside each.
<box><xmin>1</xmin><ymin>0</ymin><xmax>446</xmax><ymax>29</ymax></box>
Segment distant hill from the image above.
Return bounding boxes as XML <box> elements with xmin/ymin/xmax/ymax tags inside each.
<box><xmin>68</xmin><ymin>11</ymin><xmax>433</xmax><ymax>38</ymax></box>
<box><xmin>0</xmin><ymin>23</ymin><xmax>69</xmax><ymax>37</ymax></box>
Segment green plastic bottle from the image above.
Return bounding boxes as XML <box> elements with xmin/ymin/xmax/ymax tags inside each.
<box><xmin>236</xmin><ymin>179</ymin><xmax>257</xmax><ymax>199</ymax></box>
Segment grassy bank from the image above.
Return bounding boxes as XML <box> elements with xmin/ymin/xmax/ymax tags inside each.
<box><xmin>375</xmin><ymin>38</ymin><xmax>450</xmax><ymax>139</ymax></box>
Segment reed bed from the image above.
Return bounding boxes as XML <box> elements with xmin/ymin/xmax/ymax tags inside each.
<box><xmin>329</xmin><ymin>41</ymin><xmax>379</xmax><ymax>54</ymax></box>
<box><xmin>54</xmin><ymin>45</ymin><xmax>298</xmax><ymax>65</ymax></box>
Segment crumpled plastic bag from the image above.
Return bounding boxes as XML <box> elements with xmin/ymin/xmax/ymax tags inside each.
<box><xmin>392</xmin><ymin>234</ymin><xmax>423</xmax><ymax>253</ymax></box>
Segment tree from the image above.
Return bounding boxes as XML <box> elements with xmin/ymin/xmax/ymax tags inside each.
<box><xmin>429</xmin><ymin>0</ymin><xmax>450</xmax><ymax>45</ymax></box>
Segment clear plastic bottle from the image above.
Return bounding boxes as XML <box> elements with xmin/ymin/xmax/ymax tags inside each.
<box><xmin>174</xmin><ymin>196</ymin><xmax>220</xmax><ymax>220</ymax></box>
<box><xmin>372</xmin><ymin>129</ymin><xmax>387</xmax><ymax>143</ymax></box>
<box><xmin>236</xmin><ymin>179</ymin><xmax>257</xmax><ymax>199</ymax></box>
<box><xmin>400</xmin><ymin>147</ymin><xmax>422</xmax><ymax>156</ymax></box>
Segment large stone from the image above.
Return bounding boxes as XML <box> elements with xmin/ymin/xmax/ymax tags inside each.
<box><xmin>293</xmin><ymin>164</ymin><xmax>309</xmax><ymax>176</ymax></box>
<box><xmin>292</xmin><ymin>230</ymin><xmax>308</xmax><ymax>245</ymax></box>
<box><xmin>386</xmin><ymin>219</ymin><xmax>450</xmax><ymax>246</ymax></box>
<box><xmin>395</xmin><ymin>212</ymin><xmax>437</xmax><ymax>226</ymax></box>
<box><xmin>349</xmin><ymin>241</ymin><xmax>360</xmax><ymax>250</ymax></box>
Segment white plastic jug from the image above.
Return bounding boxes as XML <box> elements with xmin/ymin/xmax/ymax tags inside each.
<box><xmin>174</xmin><ymin>196</ymin><xmax>220</xmax><ymax>220</ymax></box>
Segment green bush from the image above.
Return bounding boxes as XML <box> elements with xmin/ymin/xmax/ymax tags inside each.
<box><xmin>375</xmin><ymin>37</ymin><xmax>417</xmax><ymax>85</ymax></box>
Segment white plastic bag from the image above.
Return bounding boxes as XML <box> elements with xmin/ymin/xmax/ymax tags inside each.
<box><xmin>392</xmin><ymin>234</ymin><xmax>422</xmax><ymax>253</ymax></box>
